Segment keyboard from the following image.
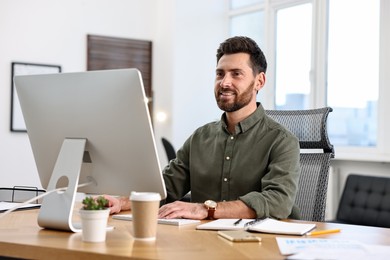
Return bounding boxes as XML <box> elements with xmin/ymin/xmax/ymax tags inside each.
<box><xmin>112</xmin><ymin>214</ymin><xmax>200</xmax><ymax>226</ymax></box>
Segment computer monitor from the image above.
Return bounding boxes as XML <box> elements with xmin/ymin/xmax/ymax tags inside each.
<box><xmin>14</xmin><ymin>68</ymin><xmax>167</xmax><ymax>232</ymax></box>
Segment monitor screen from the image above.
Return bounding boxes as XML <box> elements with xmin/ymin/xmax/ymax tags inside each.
<box><xmin>14</xmin><ymin>68</ymin><xmax>166</xmax><ymax>231</ymax></box>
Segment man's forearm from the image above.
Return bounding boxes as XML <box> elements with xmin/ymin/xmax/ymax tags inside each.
<box><xmin>213</xmin><ymin>200</ymin><xmax>256</xmax><ymax>219</ymax></box>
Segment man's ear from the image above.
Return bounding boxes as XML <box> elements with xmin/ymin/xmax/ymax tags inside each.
<box><xmin>256</xmin><ymin>72</ymin><xmax>266</xmax><ymax>92</ymax></box>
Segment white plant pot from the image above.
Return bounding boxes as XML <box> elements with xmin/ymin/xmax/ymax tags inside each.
<box><xmin>79</xmin><ymin>209</ymin><xmax>110</xmax><ymax>243</ymax></box>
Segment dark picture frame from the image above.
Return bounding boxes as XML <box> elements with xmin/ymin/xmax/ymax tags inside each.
<box><xmin>10</xmin><ymin>62</ymin><xmax>62</xmax><ymax>132</ymax></box>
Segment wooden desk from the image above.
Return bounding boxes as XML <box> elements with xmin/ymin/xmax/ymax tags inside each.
<box><xmin>1</xmin><ymin>209</ymin><xmax>390</xmax><ymax>259</ymax></box>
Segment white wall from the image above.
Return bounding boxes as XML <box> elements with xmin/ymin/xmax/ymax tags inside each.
<box><xmin>153</xmin><ymin>0</ymin><xmax>228</xmax><ymax>154</ymax></box>
<box><xmin>171</xmin><ymin>1</ymin><xmax>228</xmax><ymax>147</ymax></box>
<box><xmin>0</xmin><ymin>0</ymin><xmax>227</xmax><ymax>188</ymax></box>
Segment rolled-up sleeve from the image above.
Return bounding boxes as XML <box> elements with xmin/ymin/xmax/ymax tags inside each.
<box><xmin>239</xmin><ymin>129</ymin><xmax>300</xmax><ymax>219</ymax></box>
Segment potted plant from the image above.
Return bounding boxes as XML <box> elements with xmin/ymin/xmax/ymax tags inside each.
<box><xmin>79</xmin><ymin>196</ymin><xmax>110</xmax><ymax>243</ymax></box>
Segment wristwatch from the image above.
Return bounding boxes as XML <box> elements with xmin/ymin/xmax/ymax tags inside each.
<box><xmin>204</xmin><ymin>200</ymin><xmax>217</xmax><ymax>219</ymax></box>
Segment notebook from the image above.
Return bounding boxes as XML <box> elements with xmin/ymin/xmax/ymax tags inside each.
<box><xmin>196</xmin><ymin>218</ymin><xmax>254</xmax><ymax>230</ymax></box>
<box><xmin>197</xmin><ymin>218</ymin><xmax>316</xmax><ymax>236</ymax></box>
<box><xmin>112</xmin><ymin>214</ymin><xmax>200</xmax><ymax>226</ymax></box>
<box><xmin>245</xmin><ymin>218</ymin><xmax>316</xmax><ymax>235</ymax></box>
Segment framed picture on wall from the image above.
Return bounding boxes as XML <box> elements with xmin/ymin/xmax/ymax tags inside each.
<box><xmin>10</xmin><ymin>62</ymin><xmax>62</xmax><ymax>132</ymax></box>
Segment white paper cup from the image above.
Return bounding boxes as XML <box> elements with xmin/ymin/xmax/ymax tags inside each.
<box><xmin>130</xmin><ymin>192</ymin><xmax>161</xmax><ymax>241</ymax></box>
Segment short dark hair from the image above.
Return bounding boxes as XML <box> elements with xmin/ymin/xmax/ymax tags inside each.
<box><xmin>216</xmin><ymin>36</ymin><xmax>267</xmax><ymax>74</ymax></box>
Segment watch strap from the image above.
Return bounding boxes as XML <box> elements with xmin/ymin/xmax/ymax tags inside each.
<box><xmin>207</xmin><ymin>207</ymin><xmax>216</xmax><ymax>220</ymax></box>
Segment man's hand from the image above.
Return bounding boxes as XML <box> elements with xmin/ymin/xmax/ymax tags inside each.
<box><xmin>158</xmin><ymin>200</ymin><xmax>257</xmax><ymax>220</ymax></box>
<box><xmin>103</xmin><ymin>194</ymin><xmax>129</xmax><ymax>215</ymax></box>
<box><xmin>158</xmin><ymin>201</ymin><xmax>208</xmax><ymax>220</ymax></box>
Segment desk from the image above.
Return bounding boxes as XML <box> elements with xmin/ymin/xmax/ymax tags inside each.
<box><xmin>1</xmin><ymin>209</ymin><xmax>390</xmax><ymax>259</ymax></box>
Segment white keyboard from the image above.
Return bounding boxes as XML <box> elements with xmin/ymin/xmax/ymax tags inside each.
<box><xmin>112</xmin><ymin>214</ymin><xmax>200</xmax><ymax>226</ymax></box>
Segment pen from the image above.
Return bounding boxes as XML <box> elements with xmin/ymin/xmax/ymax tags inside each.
<box><xmin>233</xmin><ymin>219</ymin><xmax>242</xmax><ymax>225</ymax></box>
<box><xmin>244</xmin><ymin>217</ymin><xmax>267</xmax><ymax>228</ymax></box>
<box><xmin>306</xmin><ymin>229</ymin><xmax>341</xmax><ymax>236</ymax></box>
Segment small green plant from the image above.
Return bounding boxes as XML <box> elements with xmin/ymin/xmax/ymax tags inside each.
<box><xmin>82</xmin><ymin>196</ymin><xmax>109</xmax><ymax>210</ymax></box>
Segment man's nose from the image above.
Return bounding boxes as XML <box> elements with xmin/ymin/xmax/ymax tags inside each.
<box><xmin>219</xmin><ymin>75</ymin><xmax>232</xmax><ymax>87</ymax></box>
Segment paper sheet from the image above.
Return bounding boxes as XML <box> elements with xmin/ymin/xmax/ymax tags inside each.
<box><xmin>276</xmin><ymin>237</ymin><xmax>390</xmax><ymax>260</ymax></box>
<box><xmin>0</xmin><ymin>201</ymin><xmax>40</xmax><ymax>212</ymax></box>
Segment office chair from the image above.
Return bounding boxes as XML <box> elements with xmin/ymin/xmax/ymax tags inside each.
<box><xmin>161</xmin><ymin>137</ymin><xmax>192</xmax><ymax>202</ymax></box>
<box><xmin>334</xmin><ymin>174</ymin><xmax>390</xmax><ymax>228</ymax></box>
<box><xmin>265</xmin><ymin>107</ymin><xmax>334</xmax><ymax>222</ymax></box>
<box><xmin>161</xmin><ymin>137</ymin><xmax>176</xmax><ymax>162</ymax></box>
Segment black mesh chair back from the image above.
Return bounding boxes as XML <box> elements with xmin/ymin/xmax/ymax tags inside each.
<box><xmin>335</xmin><ymin>174</ymin><xmax>390</xmax><ymax>228</ymax></box>
<box><xmin>265</xmin><ymin>107</ymin><xmax>334</xmax><ymax>222</ymax></box>
<box><xmin>161</xmin><ymin>137</ymin><xmax>176</xmax><ymax>162</ymax></box>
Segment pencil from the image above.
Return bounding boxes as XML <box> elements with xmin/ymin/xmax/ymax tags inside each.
<box><xmin>307</xmin><ymin>229</ymin><xmax>341</xmax><ymax>236</ymax></box>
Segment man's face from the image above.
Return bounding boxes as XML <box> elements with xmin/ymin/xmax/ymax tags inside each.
<box><xmin>214</xmin><ymin>53</ymin><xmax>264</xmax><ymax>112</ymax></box>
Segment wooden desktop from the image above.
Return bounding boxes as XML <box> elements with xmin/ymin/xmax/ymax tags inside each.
<box><xmin>1</xmin><ymin>208</ymin><xmax>390</xmax><ymax>259</ymax></box>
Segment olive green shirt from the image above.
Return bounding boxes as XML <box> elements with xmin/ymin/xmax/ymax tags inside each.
<box><xmin>162</xmin><ymin>103</ymin><xmax>300</xmax><ymax>219</ymax></box>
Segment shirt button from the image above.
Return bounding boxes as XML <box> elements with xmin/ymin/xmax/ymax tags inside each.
<box><xmin>226</xmin><ymin>156</ymin><xmax>230</xmax><ymax>160</ymax></box>
<box><xmin>224</xmin><ymin>178</ymin><xmax>228</xmax><ymax>182</ymax></box>
<box><xmin>230</xmin><ymin>136</ymin><xmax>234</xmax><ymax>140</ymax></box>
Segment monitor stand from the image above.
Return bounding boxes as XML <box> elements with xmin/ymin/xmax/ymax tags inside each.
<box><xmin>37</xmin><ymin>138</ymin><xmax>87</xmax><ymax>232</ymax></box>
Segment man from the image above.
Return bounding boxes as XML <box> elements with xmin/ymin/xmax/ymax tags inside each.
<box><xmin>106</xmin><ymin>36</ymin><xmax>300</xmax><ymax>220</ymax></box>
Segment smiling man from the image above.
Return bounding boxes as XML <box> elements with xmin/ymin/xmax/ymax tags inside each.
<box><xmin>106</xmin><ymin>36</ymin><xmax>301</xmax><ymax>220</ymax></box>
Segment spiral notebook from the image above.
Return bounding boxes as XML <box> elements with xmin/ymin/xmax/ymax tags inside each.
<box><xmin>196</xmin><ymin>218</ymin><xmax>316</xmax><ymax>235</ymax></box>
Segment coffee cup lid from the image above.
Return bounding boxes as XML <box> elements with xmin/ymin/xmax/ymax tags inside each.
<box><xmin>130</xmin><ymin>192</ymin><xmax>161</xmax><ymax>201</ymax></box>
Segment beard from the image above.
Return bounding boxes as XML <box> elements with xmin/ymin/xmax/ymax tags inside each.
<box><xmin>215</xmin><ymin>80</ymin><xmax>255</xmax><ymax>112</ymax></box>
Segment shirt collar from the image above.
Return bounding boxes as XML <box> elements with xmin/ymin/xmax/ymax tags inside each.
<box><xmin>221</xmin><ymin>102</ymin><xmax>266</xmax><ymax>134</ymax></box>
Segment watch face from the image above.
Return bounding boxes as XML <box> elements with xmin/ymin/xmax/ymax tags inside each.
<box><xmin>205</xmin><ymin>200</ymin><xmax>217</xmax><ymax>209</ymax></box>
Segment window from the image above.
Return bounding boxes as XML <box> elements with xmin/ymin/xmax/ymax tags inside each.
<box><xmin>229</xmin><ymin>0</ymin><xmax>386</xmax><ymax>160</ymax></box>
<box><xmin>230</xmin><ymin>11</ymin><xmax>265</xmax><ymax>49</ymax></box>
<box><xmin>231</xmin><ymin>0</ymin><xmax>264</xmax><ymax>9</ymax></box>
<box><xmin>327</xmin><ymin>0</ymin><xmax>379</xmax><ymax>147</ymax></box>
<box><xmin>275</xmin><ymin>3</ymin><xmax>312</xmax><ymax>110</ymax></box>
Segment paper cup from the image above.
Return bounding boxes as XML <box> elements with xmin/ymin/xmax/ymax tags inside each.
<box><xmin>130</xmin><ymin>192</ymin><xmax>161</xmax><ymax>241</ymax></box>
